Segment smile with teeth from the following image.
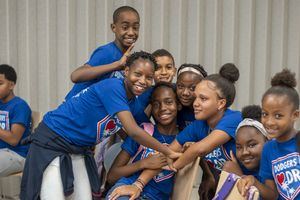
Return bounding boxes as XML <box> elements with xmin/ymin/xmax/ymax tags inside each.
<box><xmin>125</xmin><ymin>38</ymin><xmax>135</xmax><ymax>43</ymax></box>
<box><xmin>134</xmin><ymin>85</ymin><xmax>145</xmax><ymax>93</ymax></box>
<box><xmin>159</xmin><ymin>113</ymin><xmax>171</xmax><ymax>120</ymax></box>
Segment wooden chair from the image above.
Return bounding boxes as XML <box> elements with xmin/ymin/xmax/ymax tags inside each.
<box><xmin>172</xmin><ymin>157</ymin><xmax>201</xmax><ymax>200</ymax></box>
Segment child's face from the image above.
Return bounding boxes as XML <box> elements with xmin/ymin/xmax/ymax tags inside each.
<box><xmin>151</xmin><ymin>87</ymin><xmax>178</xmax><ymax>126</ymax></box>
<box><xmin>0</xmin><ymin>74</ymin><xmax>14</xmax><ymax>101</ymax></box>
<box><xmin>111</xmin><ymin>11</ymin><xmax>140</xmax><ymax>51</ymax></box>
<box><xmin>193</xmin><ymin>80</ymin><xmax>226</xmax><ymax>120</ymax></box>
<box><xmin>262</xmin><ymin>94</ymin><xmax>299</xmax><ymax>142</ymax></box>
<box><xmin>176</xmin><ymin>72</ymin><xmax>202</xmax><ymax>107</ymax></box>
<box><xmin>154</xmin><ymin>56</ymin><xmax>176</xmax><ymax>83</ymax></box>
<box><xmin>124</xmin><ymin>59</ymin><xmax>154</xmax><ymax>98</ymax></box>
<box><xmin>236</xmin><ymin>127</ymin><xmax>266</xmax><ymax>171</ymax></box>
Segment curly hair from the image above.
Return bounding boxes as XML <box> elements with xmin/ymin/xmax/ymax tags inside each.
<box><xmin>0</xmin><ymin>64</ymin><xmax>17</xmax><ymax>83</ymax></box>
<box><xmin>263</xmin><ymin>68</ymin><xmax>299</xmax><ymax>109</ymax></box>
<box><xmin>126</xmin><ymin>51</ymin><xmax>158</xmax><ymax>70</ymax></box>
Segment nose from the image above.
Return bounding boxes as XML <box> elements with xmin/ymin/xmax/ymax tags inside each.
<box><xmin>263</xmin><ymin>116</ymin><xmax>274</xmax><ymax>127</ymax></box>
<box><xmin>161</xmin><ymin>67</ymin><xmax>167</xmax><ymax>75</ymax></box>
<box><xmin>182</xmin><ymin>88</ymin><xmax>190</xmax><ymax>96</ymax></box>
<box><xmin>242</xmin><ymin>147</ymin><xmax>250</xmax><ymax>156</ymax></box>
<box><xmin>139</xmin><ymin>76</ymin><xmax>147</xmax><ymax>86</ymax></box>
<box><xmin>193</xmin><ymin>98</ymin><xmax>199</xmax><ymax>108</ymax></box>
<box><xmin>127</xmin><ymin>27</ymin><xmax>135</xmax><ymax>36</ymax></box>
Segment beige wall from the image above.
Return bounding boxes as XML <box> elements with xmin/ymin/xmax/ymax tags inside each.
<box><xmin>0</xmin><ymin>0</ymin><xmax>299</xmax><ymax>126</ymax></box>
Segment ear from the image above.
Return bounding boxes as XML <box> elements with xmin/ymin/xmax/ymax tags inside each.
<box><xmin>111</xmin><ymin>23</ymin><xmax>116</xmax><ymax>33</ymax></box>
<box><xmin>217</xmin><ymin>98</ymin><xmax>226</xmax><ymax>111</ymax></box>
<box><xmin>124</xmin><ymin>66</ymin><xmax>130</xmax><ymax>78</ymax></box>
<box><xmin>292</xmin><ymin>109</ymin><xmax>300</xmax><ymax>121</ymax></box>
<box><xmin>9</xmin><ymin>81</ymin><xmax>15</xmax><ymax>90</ymax></box>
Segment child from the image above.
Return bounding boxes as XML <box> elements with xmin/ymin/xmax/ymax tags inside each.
<box><xmin>0</xmin><ymin>64</ymin><xmax>31</xmax><ymax>176</ymax></box>
<box><xmin>116</xmin><ymin>63</ymin><xmax>242</xmax><ymax>200</ymax></box>
<box><xmin>106</xmin><ymin>82</ymin><xmax>181</xmax><ymax>200</ymax></box>
<box><xmin>65</xmin><ymin>6</ymin><xmax>140</xmax><ymax>100</ymax></box>
<box><xmin>152</xmin><ymin>49</ymin><xmax>176</xmax><ymax>84</ymax></box>
<box><xmin>238</xmin><ymin>69</ymin><xmax>300</xmax><ymax>200</ymax></box>
<box><xmin>20</xmin><ymin>52</ymin><xmax>180</xmax><ymax>200</ymax></box>
<box><xmin>176</xmin><ymin>63</ymin><xmax>207</xmax><ymax>130</ymax></box>
<box><xmin>223</xmin><ymin>105</ymin><xmax>268</xmax><ymax>179</ymax></box>
<box><xmin>133</xmin><ymin>49</ymin><xmax>177</xmax><ymax>121</ymax></box>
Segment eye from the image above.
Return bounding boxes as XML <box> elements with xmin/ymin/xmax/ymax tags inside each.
<box><xmin>122</xmin><ymin>26</ymin><xmax>129</xmax><ymax>30</ymax></box>
<box><xmin>166</xmin><ymin>99</ymin><xmax>174</xmax><ymax>105</ymax></box>
<box><xmin>248</xmin><ymin>143</ymin><xmax>257</xmax><ymax>148</ymax></box>
<box><xmin>155</xmin><ymin>65</ymin><xmax>162</xmax><ymax>71</ymax></box>
<box><xmin>189</xmin><ymin>86</ymin><xmax>196</xmax><ymax>92</ymax></box>
<box><xmin>261</xmin><ymin>112</ymin><xmax>267</xmax><ymax>118</ymax></box>
<box><xmin>275</xmin><ymin>113</ymin><xmax>283</xmax><ymax>119</ymax></box>
<box><xmin>236</xmin><ymin>145</ymin><xmax>242</xmax><ymax>150</ymax></box>
<box><xmin>134</xmin><ymin>72</ymin><xmax>142</xmax><ymax>77</ymax></box>
<box><xmin>146</xmin><ymin>76</ymin><xmax>153</xmax><ymax>81</ymax></box>
<box><xmin>152</xmin><ymin>102</ymin><xmax>159</xmax><ymax>109</ymax></box>
<box><xmin>177</xmin><ymin>84</ymin><xmax>184</xmax><ymax>90</ymax></box>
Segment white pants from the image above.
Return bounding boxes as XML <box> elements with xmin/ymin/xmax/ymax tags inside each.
<box><xmin>0</xmin><ymin>148</ymin><xmax>25</xmax><ymax>177</ymax></box>
<box><xmin>40</xmin><ymin>155</ymin><xmax>92</xmax><ymax>200</ymax></box>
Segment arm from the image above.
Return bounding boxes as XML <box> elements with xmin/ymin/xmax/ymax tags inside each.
<box><xmin>0</xmin><ymin>124</ymin><xmax>26</xmax><ymax>146</ymax></box>
<box><xmin>70</xmin><ymin>62</ymin><xmax>122</xmax><ymax>83</ymax></box>
<box><xmin>107</xmin><ymin>150</ymin><xmax>167</xmax><ymax>185</ymax></box>
<box><xmin>109</xmin><ymin>168</ymin><xmax>162</xmax><ymax>200</ymax></box>
<box><xmin>238</xmin><ymin>176</ymin><xmax>278</xmax><ymax>200</ymax></box>
<box><xmin>173</xmin><ymin>130</ymin><xmax>231</xmax><ymax>170</ymax></box>
<box><xmin>71</xmin><ymin>44</ymin><xmax>134</xmax><ymax>83</ymax></box>
<box><xmin>117</xmin><ymin>111</ymin><xmax>180</xmax><ymax>159</ymax></box>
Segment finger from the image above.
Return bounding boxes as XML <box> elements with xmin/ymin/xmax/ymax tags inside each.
<box><xmin>125</xmin><ymin>43</ymin><xmax>135</xmax><ymax>54</ymax></box>
<box><xmin>108</xmin><ymin>191</ymin><xmax>119</xmax><ymax>200</ymax></box>
<box><xmin>230</xmin><ymin>150</ymin><xmax>238</xmax><ymax>163</ymax></box>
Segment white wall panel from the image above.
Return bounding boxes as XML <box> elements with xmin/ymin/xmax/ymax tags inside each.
<box><xmin>0</xmin><ymin>0</ymin><xmax>299</xmax><ymax>127</ymax></box>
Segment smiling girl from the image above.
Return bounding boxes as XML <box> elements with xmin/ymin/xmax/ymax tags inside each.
<box><xmin>238</xmin><ymin>69</ymin><xmax>300</xmax><ymax>200</ymax></box>
<box><xmin>20</xmin><ymin>51</ymin><xmax>180</xmax><ymax>200</ymax></box>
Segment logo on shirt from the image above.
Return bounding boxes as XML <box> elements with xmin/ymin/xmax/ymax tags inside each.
<box><xmin>140</xmin><ymin>146</ymin><xmax>175</xmax><ymax>183</ymax></box>
<box><xmin>96</xmin><ymin>115</ymin><xmax>121</xmax><ymax>143</ymax></box>
<box><xmin>205</xmin><ymin>145</ymin><xmax>231</xmax><ymax>171</ymax></box>
<box><xmin>272</xmin><ymin>152</ymin><xmax>300</xmax><ymax>199</ymax></box>
<box><xmin>110</xmin><ymin>71</ymin><xmax>125</xmax><ymax>79</ymax></box>
<box><xmin>0</xmin><ymin>111</ymin><xmax>9</xmax><ymax>130</ymax></box>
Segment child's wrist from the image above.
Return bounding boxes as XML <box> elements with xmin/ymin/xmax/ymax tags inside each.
<box><xmin>132</xmin><ymin>178</ymin><xmax>145</xmax><ymax>192</ymax></box>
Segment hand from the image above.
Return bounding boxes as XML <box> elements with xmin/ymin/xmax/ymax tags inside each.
<box><xmin>166</xmin><ymin>149</ymin><xmax>182</xmax><ymax>172</ymax></box>
<box><xmin>237</xmin><ymin>175</ymin><xmax>256</xmax><ymax>197</ymax></box>
<box><xmin>141</xmin><ymin>153</ymin><xmax>167</xmax><ymax>169</ymax></box>
<box><xmin>198</xmin><ymin>177</ymin><xmax>216</xmax><ymax>200</ymax></box>
<box><xmin>119</xmin><ymin>43</ymin><xmax>135</xmax><ymax>68</ymax></box>
<box><xmin>108</xmin><ymin>184</ymin><xmax>141</xmax><ymax>200</ymax></box>
<box><xmin>183</xmin><ymin>142</ymin><xmax>195</xmax><ymax>152</ymax></box>
<box><xmin>230</xmin><ymin>150</ymin><xmax>238</xmax><ymax>163</ymax></box>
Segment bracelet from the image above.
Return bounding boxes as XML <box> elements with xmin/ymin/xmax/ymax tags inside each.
<box><xmin>135</xmin><ymin>178</ymin><xmax>145</xmax><ymax>188</ymax></box>
<box><xmin>132</xmin><ymin>182</ymin><xmax>143</xmax><ymax>192</ymax></box>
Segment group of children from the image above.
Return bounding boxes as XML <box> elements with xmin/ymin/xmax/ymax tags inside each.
<box><xmin>0</xmin><ymin>5</ymin><xmax>299</xmax><ymax>200</ymax></box>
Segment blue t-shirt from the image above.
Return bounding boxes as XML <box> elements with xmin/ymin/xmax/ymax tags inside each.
<box><xmin>259</xmin><ymin>137</ymin><xmax>300</xmax><ymax>200</ymax></box>
<box><xmin>44</xmin><ymin>78</ymin><xmax>132</xmax><ymax>146</ymax></box>
<box><xmin>65</xmin><ymin>42</ymin><xmax>123</xmax><ymax>100</ymax></box>
<box><xmin>0</xmin><ymin>96</ymin><xmax>31</xmax><ymax>157</ymax></box>
<box><xmin>116</xmin><ymin>126</ymin><xmax>176</xmax><ymax>200</ymax></box>
<box><xmin>176</xmin><ymin>109</ymin><xmax>242</xmax><ymax>171</ymax></box>
<box><xmin>177</xmin><ymin>106</ymin><xmax>195</xmax><ymax>131</ymax></box>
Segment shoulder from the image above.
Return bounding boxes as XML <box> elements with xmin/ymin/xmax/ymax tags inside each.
<box><xmin>10</xmin><ymin>97</ymin><xmax>31</xmax><ymax>112</ymax></box>
<box><xmin>93</xmin><ymin>78</ymin><xmax>124</xmax><ymax>90</ymax></box>
<box><xmin>219</xmin><ymin>109</ymin><xmax>242</xmax><ymax>125</ymax></box>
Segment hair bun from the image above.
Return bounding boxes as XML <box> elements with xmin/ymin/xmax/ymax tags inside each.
<box><xmin>271</xmin><ymin>68</ymin><xmax>297</xmax><ymax>88</ymax></box>
<box><xmin>241</xmin><ymin>105</ymin><xmax>262</xmax><ymax>122</ymax></box>
<box><xmin>219</xmin><ymin>63</ymin><xmax>239</xmax><ymax>83</ymax></box>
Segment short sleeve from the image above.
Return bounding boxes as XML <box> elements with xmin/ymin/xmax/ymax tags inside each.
<box><xmin>214</xmin><ymin>110</ymin><xmax>242</xmax><ymax>139</ymax></box>
<box><xmin>96</xmin><ymin>80</ymin><xmax>130</xmax><ymax>116</ymax></box>
<box><xmin>86</xmin><ymin>48</ymin><xmax>107</xmax><ymax>66</ymax></box>
<box><xmin>176</xmin><ymin>120</ymin><xmax>208</xmax><ymax>145</ymax></box>
<box><xmin>259</xmin><ymin>143</ymin><xmax>273</xmax><ymax>182</ymax></box>
<box><xmin>10</xmin><ymin>101</ymin><xmax>31</xmax><ymax>128</ymax></box>
<box><xmin>121</xmin><ymin>136</ymin><xmax>140</xmax><ymax>157</ymax></box>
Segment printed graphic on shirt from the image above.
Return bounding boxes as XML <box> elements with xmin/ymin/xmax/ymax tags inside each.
<box><xmin>110</xmin><ymin>71</ymin><xmax>125</xmax><ymax>79</ymax></box>
<box><xmin>272</xmin><ymin>152</ymin><xmax>300</xmax><ymax>200</ymax></box>
<box><xmin>205</xmin><ymin>145</ymin><xmax>231</xmax><ymax>171</ymax></box>
<box><xmin>0</xmin><ymin>111</ymin><xmax>9</xmax><ymax>130</ymax></box>
<box><xmin>96</xmin><ymin>115</ymin><xmax>122</xmax><ymax>143</ymax></box>
<box><xmin>140</xmin><ymin>145</ymin><xmax>175</xmax><ymax>182</ymax></box>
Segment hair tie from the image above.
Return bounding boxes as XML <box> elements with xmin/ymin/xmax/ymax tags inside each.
<box><xmin>177</xmin><ymin>67</ymin><xmax>204</xmax><ymax>78</ymax></box>
<box><xmin>236</xmin><ymin>118</ymin><xmax>268</xmax><ymax>137</ymax></box>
